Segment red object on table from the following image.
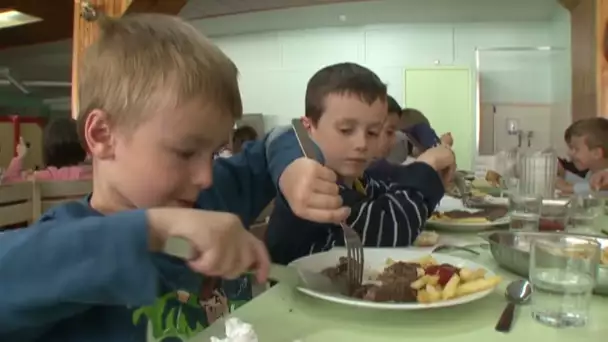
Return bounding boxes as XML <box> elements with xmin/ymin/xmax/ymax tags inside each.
<box><xmin>539</xmin><ymin>218</ymin><xmax>565</xmax><ymax>232</ymax></box>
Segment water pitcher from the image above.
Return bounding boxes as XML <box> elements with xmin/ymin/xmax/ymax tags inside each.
<box><xmin>518</xmin><ymin>149</ymin><xmax>557</xmax><ymax>198</ymax></box>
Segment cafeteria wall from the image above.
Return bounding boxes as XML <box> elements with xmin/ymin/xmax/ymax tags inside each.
<box><xmin>202</xmin><ymin>8</ymin><xmax>571</xmax><ymax>154</ymax></box>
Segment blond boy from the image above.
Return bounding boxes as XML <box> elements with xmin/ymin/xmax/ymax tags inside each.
<box><xmin>0</xmin><ymin>14</ymin><xmax>347</xmax><ymax>341</ymax></box>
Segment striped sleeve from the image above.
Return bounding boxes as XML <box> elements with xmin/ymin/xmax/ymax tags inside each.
<box><xmin>337</xmin><ymin>162</ymin><xmax>444</xmax><ymax>247</ymax></box>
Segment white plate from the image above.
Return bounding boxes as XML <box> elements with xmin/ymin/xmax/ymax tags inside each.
<box><xmin>427</xmin><ymin>196</ymin><xmax>510</xmax><ymax>232</ymax></box>
<box><xmin>289</xmin><ymin>248</ymin><xmax>499</xmax><ymax>310</ymax></box>
<box><xmin>426</xmin><ymin>216</ymin><xmax>510</xmax><ymax>232</ymax></box>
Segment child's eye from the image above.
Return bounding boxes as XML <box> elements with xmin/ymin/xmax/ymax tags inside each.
<box><xmin>339</xmin><ymin>128</ymin><xmax>353</xmax><ymax>135</ymax></box>
<box><xmin>175</xmin><ymin>149</ymin><xmax>196</xmax><ymax>159</ymax></box>
<box><xmin>367</xmin><ymin>130</ymin><xmax>381</xmax><ymax>137</ymax></box>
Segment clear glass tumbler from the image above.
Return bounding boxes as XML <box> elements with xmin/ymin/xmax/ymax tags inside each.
<box><xmin>529</xmin><ymin>236</ymin><xmax>600</xmax><ymax>328</ymax></box>
<box><xmin>508</xmin><ymin>193</ymin><xmax>542</xmax><ymax>231</ymax></box>
<box><xmin>568</xmin><ymin>194</ymin><xmax>602</xmax><ymax>234</ymax></box>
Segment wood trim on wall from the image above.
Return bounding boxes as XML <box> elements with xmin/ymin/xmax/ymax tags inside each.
<box><xmin>71</xmin><ymin>0</ymin><xmax>131</xmax><ymax>119</ymax></box>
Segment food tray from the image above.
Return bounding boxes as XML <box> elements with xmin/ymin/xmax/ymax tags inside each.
<box><xmin>481</xmin><ymin>231</ymin><xmax>608</xmax><ymax>295</ymax></box>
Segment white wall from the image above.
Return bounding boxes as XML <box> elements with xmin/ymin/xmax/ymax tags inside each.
<box><xmin>212</xmin><ymin>21</ymin><xmax>557</xmax><ymax>132</ymax></box>
<box><xmin>549</xmin><ymin>7</ymin><xmax>572</xmax><ymax>155</ymax></box>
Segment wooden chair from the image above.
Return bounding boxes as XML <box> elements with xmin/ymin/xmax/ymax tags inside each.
<box><xmin>33</xmin><ymin>180</ymin><xmax>92</xmax><ymax>220</ymax></box>
<box><xmin>0</xmin><ymin>181</ymin><xmax>34</xmax><ymax>228</ymax></box>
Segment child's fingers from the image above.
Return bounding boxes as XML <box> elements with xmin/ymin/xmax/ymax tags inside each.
<box><xmin>250</xmin><ymin>238</ymin><xmax>271</xmax><ymax>283</ymax></box>
<box><xmin>312</xmin><ymin>180</ymin><xmax>341</xmax><ymax>196</ymax></box>
<box><xmin>300</xmin><ymin>207</ymin><xmax>350</xmax><ymax>224</ymax></box>
<box><xmin>190</xmin><ymin>249</ymin><xmax>223</xmax><ymax>276</ymax></box>
<box><xmin>308</xmin><ymin>193</ymin><xmax>343</xmax><ymax>210</ymax></box>
<box><xmin>315</xmin><ymin>165</ymin><xmax>339</xmax><ymax>183</ymax></box>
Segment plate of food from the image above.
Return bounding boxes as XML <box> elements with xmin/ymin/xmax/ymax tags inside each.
<box><xmin>289</xmin><ymin>248</ymin><xmax>502</xmax><ymax>310</ymax></box>
<box><xmin>426</xmin><ymin>196</ymin><xmax>509</xmax><ymax>231</ymax></box>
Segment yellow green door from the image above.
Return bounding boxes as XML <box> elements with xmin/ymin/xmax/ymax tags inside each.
<box><xmin>404</xmin><ymin>68</ymin><xmax>473</xmax><ymax>170</ymax></box>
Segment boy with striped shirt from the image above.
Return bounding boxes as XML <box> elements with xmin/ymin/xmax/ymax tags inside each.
<box><xmin>265</xmin><ymin>63</ymin><xmax>455</xmax><ymax>265</ymax></box>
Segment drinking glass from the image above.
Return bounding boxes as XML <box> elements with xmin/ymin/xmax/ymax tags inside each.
<box><xmin>568</xmin><ymin>194</ymin><xmax>602</xmax><ymax>234</ymax></box>
<box><xmin>508</xmin><ymin>193</ymin><xmax>542</xmax><ymax>231</ymax></box>
<box><xmin>530</xmin><ymin>236</ymin><xmax>600</xmax><ymax>328</ymax></box>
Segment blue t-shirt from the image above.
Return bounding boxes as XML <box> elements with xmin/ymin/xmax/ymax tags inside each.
<box><xmin>0</xmin><ymin>129</ymin><xmax>305</xmax><ymax>342</ymax></box>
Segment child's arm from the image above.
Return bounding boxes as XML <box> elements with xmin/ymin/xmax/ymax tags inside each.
<box><xmin>340</xmin><ymin>162</ymin><xmax>445</xmax><ymax>247</ymax></box>
<box><xmin>199</xmin><ymin>126</ymin><xmax>347</xmax><ymax>226</ymax></box>
<box><xmin>196</xmin><ymin>131</ymin><xmax>296</xmax><ymax>227</ymax></box>
<box><xmin>0</xmin><ymin>206</ymin><xmax>268</xmax><ymax>333</ymax></box>
<box><xmin>0</xmin><ymin>210</ymin><xmax>161</xmax><ymax>332</ymax></box>
<box><xmin>1</xmin><ymin>156</ymin><xmax>24</xmax><ymax>181</ymax></box>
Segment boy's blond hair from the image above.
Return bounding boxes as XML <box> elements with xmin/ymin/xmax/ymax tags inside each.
<box><xmin>77</xmin><ymin>14</ymin><xmax>242</xmax><ymax>139</ymax></box>
<box><xmin>567</xmin><ymin>117</ymin><xmax>608</xmax><ymax>157</ymax></box>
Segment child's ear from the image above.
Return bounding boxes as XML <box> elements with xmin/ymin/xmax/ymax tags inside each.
<box><xmin>592</xmin><ymin>147</ymin><xmax>605</xmax><ymax>160</ymax></box>
<box><xmin>84</xmin><ymin>109</ymin><xmax>116</xmax><ymax>160</ymax></box>
<box><xmin>300</xmin><ymin>116</ymin><xmax>313</xmax><ymax>132</ymax></box>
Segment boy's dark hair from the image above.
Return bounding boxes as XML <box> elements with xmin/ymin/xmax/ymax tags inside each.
<box><xmin>567</xmin><ymin>118</ymin><xmax>608</xmax><ymax>157</ymax></box>
<box><xmin>400</xmin><ymin>108</ymin><xmax>430</xmax><ymax>130</ymax></box>
<box><xmin>232</xmin><ymin>125</ymin><xmax>258</xmax><ymax>152</ymax></box>
<box><xmin>43</xmin><ymin>117</ymin><xmax>87</xmax><ymax>168</ymax></box>
<box><xmin>387</xmin><ymin>95</ymin><xmax>402</xmax><ymax>116</ymax></box>
<box><xmin>305</xmin><ymin>62</ymin><xmax>387</xmax><ymax>123</ymax></box>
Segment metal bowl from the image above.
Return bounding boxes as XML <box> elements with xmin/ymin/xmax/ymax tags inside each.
<box><xmin>480</xmin><ymin>231</ymin><xmax>608</xmax><ymax>295</ymax></box>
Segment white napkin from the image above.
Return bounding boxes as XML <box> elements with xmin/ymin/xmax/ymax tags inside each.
<box><xmin>211</xmin><ymin>318</ymin><xmax>258</xmax><ymax>342</ymax></box>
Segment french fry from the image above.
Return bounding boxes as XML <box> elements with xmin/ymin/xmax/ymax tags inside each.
<box><xmin>426</xmin><ymin>284</ymin><xmax>442</xmax><ymax>303</ymax></box>
<box><xmin>455</xmin><ymin>276</ymin><xmax>502</xmax><ymax>297</ymax></box>
<box><xmin>460</xmin><ymin>268</ymin><xmax>487</xmax><ymax>282</ymax></box>
<box><xmin>417</xmin><ymin>289</ymin><xmax>430</xmax><ymax>303</ymax></box>
<box><xmin>426</xmin><ymin>275</ymin><xmax>440</xmax><ymax>286</ymax></box>
<box><xmin>386</xmin><ymin>258</ymin><xmax>395</xmax><ymax>266</ymax></box>
<box><xmin>416</xmin><ymin>268</ymin><xmax>425</xmax><ymax>277</ymax></box>
<box><xmin>441</xmin><ymin>274</ymin><xmax>461</xmax><ymax>300</ymax></box>
<box><xmin>411</xmin><ymin>275</ymin><xmax>429</xmax><ymax>290</ymax></box>
<box><xmin>416</xmin><ymin>256</ymin><xmax>437</xmax><ymax>267</ymax></box>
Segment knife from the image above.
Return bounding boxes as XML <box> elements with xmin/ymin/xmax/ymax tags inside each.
<box><xmin>164</xmin><ymin>235</ymin><xmax>345</xmax><ymax>293</ymax></box>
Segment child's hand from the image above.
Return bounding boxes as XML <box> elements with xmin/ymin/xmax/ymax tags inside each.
<box><xmin>148</xmin><ymin>209</ymin><xmax>270</xmax><ymax>282</ymax></box>
<box><xmin>440</xmin><ymin>132</ymin><xmax>454</xmax><ymax>147</ymax></box>
<box><xmin>590</xmin><ymin>171</ymin><xmax>608</xmax><ymax>191</ymax></box>
<box><xmin>16</xmin><ymin>137</ymin><xmax>28</xmax><ymax>158</ymax></box>
<box><xmin>555</xmin><ymin>178</ymin><xmax>574</xmax><ymax>195</ymax></box>
<box><xmin>279</xmin><ymin>158</ymin><xmax>350</xmax><ymax>224</ymax></box>
<box><xmin>417</xmin><ymin>145</ymin><xmax>455</xmax><ymax>172</ymax></box>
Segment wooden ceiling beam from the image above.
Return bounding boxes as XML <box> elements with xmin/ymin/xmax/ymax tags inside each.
<box><xmin>125</xmin><ymin>0</ymin><xmax>188</xmax><ymax>15</ymax></box>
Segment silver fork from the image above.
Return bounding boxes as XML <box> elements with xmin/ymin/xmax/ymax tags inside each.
<box><xmin>453</xmin><ymin>172</ymin><xmax>472</xmax><ymax>208</ymax></box>
<box><xmin>291</xmin><ymin>119</ymin><xmax>364</xmax><ymax>290</ymax></box>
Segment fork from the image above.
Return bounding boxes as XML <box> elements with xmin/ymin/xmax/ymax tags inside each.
<box><xmin>291</xmin><ymin>119</ymin><xmax>364</xmax><ymax>290</ymax></box>
<box><xmin>453</xmin><ymin>172</ymin><xmax>472</xmax><ymax>208</ymax></box>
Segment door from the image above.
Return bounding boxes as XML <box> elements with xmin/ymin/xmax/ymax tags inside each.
<box><xmin>404</xmin><ymin>68</ymin><xmax>473</xmax><ymax>170</ymax></box>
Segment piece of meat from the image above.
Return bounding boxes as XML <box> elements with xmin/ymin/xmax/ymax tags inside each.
<box><xmin>356</xmin><ymin>281</ymin><xmax>417</xmax><ymax>302</ymax></box>
<box><xmin>442</xmin><ymin>208</ymin><xmax>507</xmax><ymax>222</ymax></box>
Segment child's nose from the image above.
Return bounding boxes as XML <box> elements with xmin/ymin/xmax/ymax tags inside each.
<box><xmin>192</xmin><ymin>167</ymin><xmax>213</xmax><ymax>189</ymax></box>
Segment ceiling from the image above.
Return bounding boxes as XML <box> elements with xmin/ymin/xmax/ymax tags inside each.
<box><xmin>0</xmin><ymin>0</ymin><xmax>562</xmax><ymax>101</ymax></box>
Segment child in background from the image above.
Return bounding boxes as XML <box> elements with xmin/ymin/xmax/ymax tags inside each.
<box><xmin>232</xmin><ymin>125</ymin><xmax>259</xmax><ymax>153</ymax></box>
<box><xmin>0</xmin><ymin>14</ymin><xmax>347</xmax><ymax>341</ymax></box>
<box><xmin>366</xmin><ymin>95</ymin><xmax>403</xmax><ymax>179</ymax></box>
<box><xmin>265</xmin><ymin>62</ymin><xmax>454</xmax><ymax>265</ymax></box>
<box><xmin>557</xmin><ymin>123</ymin><xmax>589</xmax><ymax>180</ymax></box>
<box><xmin>555</xmin><ymin>118</ymin><xmax>608</xmax><ymax>195</ymax></box>
<box><xmin>2</xmin><ymin>117</ymin><xmax>91</xmax><ymax>183</ymax></box>
<box><xmin>386</xmin><ymin>107</ymin><xmax>452</xmax><ymax>164</ymax></box>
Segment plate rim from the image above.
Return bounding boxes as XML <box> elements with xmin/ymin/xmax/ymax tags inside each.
<box><xmin>290</xmin><ymin>249</ymin><xmax>499</xmax><ymax>310</ymax></box>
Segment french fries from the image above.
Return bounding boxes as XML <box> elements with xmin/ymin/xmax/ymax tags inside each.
<box><xmin>386</xmin><ymin>256</ymin><xmax>503</xmax><ymax>304</ymax></box>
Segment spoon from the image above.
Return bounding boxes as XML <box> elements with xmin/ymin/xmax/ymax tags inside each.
<box><xmin>495</xmin><ymin>279</ymin><xmax>532</xmax><ymax>333</ymax></box>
